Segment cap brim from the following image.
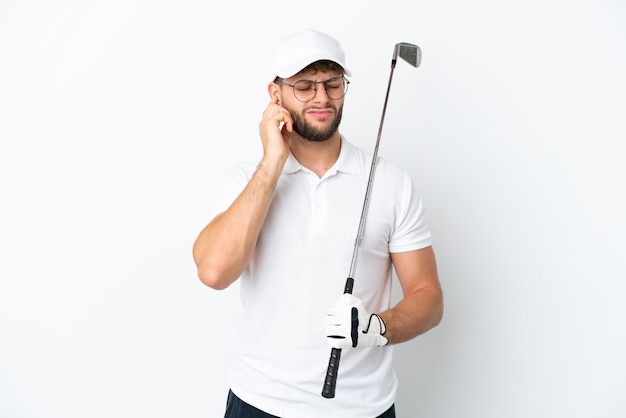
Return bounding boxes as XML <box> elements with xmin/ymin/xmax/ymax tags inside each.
<box><xmin>275</xmin><ymin>55</ymin><xmax>352</xmax><ymax>79</ymax></box>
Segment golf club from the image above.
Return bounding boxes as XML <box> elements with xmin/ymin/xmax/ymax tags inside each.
<box><xmin>321</xmin><ymin>42</ymin><xmax>421</xmax><ymax>399</ymax></box>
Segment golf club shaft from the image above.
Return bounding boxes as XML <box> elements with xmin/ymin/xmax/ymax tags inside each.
<box><xmin>321</xmin><ymin>60</ymin><xmax>398</xmax><ymax>400</ymax></box>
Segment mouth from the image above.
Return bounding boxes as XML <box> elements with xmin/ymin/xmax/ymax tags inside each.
<box><xmin>307</xmin><ymin>108</ymin><xmax>334</xmax><ymax>120</ymax></box>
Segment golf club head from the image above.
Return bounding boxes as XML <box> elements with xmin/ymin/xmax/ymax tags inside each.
<box><xmin>393</xmin><ymin>42</ymin><xmax>421</xmax><ymax>67</ymax></box>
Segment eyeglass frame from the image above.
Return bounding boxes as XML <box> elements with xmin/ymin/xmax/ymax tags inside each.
<box><xmin>274</xmin><ymin>75</ymin><xmax>350</xmax><ymax>102</ymax></box>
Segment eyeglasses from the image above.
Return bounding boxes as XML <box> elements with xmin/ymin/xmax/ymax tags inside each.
<box><xmin>275</xmin><ymin>76</ymin><xmax>350</xmax><ymax>102</ymax></box>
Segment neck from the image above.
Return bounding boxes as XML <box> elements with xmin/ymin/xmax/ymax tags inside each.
<box><xmin>289</xmin><ymin>132</ymin><xmax>342</xmax><ymax>178</ymax></box>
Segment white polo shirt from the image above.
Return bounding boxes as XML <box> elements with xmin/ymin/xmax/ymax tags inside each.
<box><xmin>210</xmin><ymin>137</ymin><xmax>432</xmax><ymax>418</ymax></box>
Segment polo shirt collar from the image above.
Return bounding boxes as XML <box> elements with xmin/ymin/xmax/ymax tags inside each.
<box><xmin>282</xmin><ymin>135</ymin><xmax>362</xmax><ymax>175</ymax></box>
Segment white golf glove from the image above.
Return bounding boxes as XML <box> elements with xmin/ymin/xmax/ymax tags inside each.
<box><xmin>325</xmin><ymin>293</ymin><xmax>388</xmax><ymax>349</ymax></box>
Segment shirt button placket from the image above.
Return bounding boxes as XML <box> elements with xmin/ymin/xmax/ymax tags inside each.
<box><xmin>313</xmin><ymin>180</ymin><xmax>328</xmax><ymax>233</ymax></box>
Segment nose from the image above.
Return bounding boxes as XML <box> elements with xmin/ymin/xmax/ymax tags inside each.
<box><xmin>312</xmin><ymin>81</ymin><xmax>331</xmax><ymax>101</ymax></box>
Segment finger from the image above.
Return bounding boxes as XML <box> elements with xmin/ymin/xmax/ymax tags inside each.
<box><xmin>279</xmin><ymin>108</ymin><xmax>293</xmax><ymax>132</ymax></box>
<box><xmin>334</xmin><ymin>293</ymin><xmax>359</xmax><ymax>307</ymax></box>
<box><xmin>281</xmin><ymin>120</ymin><xmax>292</xmax><ymax>135</ymax></box>
<box><xmin>326</xmin><ymin>305</ymin><xmax>352</xmax><ymax>317</ymax></box>
<box><xmin>327</xmin><ymin>338</ymin><xmax>350</xmax><ymax>350</ymax></box>
<box><xmin>326</xmin><ymin>322</ymin><xmax>350</xmax><ymax>337</ymax></box>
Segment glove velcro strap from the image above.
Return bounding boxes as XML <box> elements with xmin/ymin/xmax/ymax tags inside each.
<box><xmin>351</xmin><ymin>307</ymin><xmax>359</xmax><ymax>348</ymax></box>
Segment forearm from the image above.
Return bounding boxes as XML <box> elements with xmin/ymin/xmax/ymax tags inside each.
<box><xmin>379</xmin><ymin>287</ymin><xmax>443</xmax><ymax>345</ymax></box>
<box><xmin>193</xmin><ymin>158</ymin><xmax>283</xmax><ymax>289</ymax></box>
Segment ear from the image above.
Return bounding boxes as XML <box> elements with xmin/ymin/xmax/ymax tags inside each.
<box><xmin>268</xmin><ymin>82</ymin><xmax>281</xmax><ymax>105</ymax></box>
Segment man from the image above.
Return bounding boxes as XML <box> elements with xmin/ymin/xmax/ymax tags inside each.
<box><xmin>193</xmin><ymin>28</ymin><xmax>443</xmax><ymax>418</ymax></box>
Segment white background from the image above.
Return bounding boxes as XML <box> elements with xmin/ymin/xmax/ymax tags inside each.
<box><xmin>1</xmin><ymin>1</ymin><xmax>625</xmax><ymax>417</ymax></box>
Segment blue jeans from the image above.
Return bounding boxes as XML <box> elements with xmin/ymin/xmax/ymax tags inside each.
<box><xmin>224</xmin><ymin>390</ymin><xmax>396</xmax><ymax>417</ymax></box>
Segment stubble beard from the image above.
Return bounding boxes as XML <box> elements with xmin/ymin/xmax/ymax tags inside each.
<box><xmin>288</xmin><ymin>103</ymin><xmax>343</xmax><ymax>143</ymax></box>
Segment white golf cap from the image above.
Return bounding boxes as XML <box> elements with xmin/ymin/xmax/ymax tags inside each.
<box><xmin>271</xmin><ymin>28</ymin><xmax>351</xmax><ymax>80</ymax></box>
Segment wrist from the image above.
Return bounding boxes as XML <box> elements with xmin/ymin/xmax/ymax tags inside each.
<box><xmin>255</xmin><ymin>158</ymin><xmax>285</xmax><ymax>189</ymax></box>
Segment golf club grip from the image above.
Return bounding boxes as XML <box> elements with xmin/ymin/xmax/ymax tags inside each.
<box><xmin>321</xmin><ymin>278</ymin><xmax>354</xmax><ymax>398</ymax></box>
<box><xmin>322</xmin><ymin>347</ymin><xmax>341</xmax><ymax>398</ymax></box>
